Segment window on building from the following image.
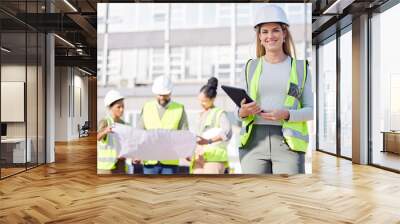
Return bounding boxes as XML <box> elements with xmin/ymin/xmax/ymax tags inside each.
<box><xmin>237</xmin><ymin>4</ymin><xmax>251</xmax><ymax>26</ymax></box>
<box><xmin>217</xmin><ymin>4</ymin><xmax>231</xmax><ymax>27</ymax></box>
<box><xmin>171</xmin><ymin>3</ymin><xmax>185</xmax><ymax>29</ymax></box>
<box><xmin>186</xmin><ymin>47</ymin><xmax>201</xmax><ymax>81</ymax></box>
<box><xmin>201</xmin><ymin>4</ymin><xmax>217</xmax><ymax>27</ymax></box>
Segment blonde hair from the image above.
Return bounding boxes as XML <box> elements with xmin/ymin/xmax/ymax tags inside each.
<box><xmin>256</xmin><ymin>23</ymin><xmax>296</xmax><ymax>59</ymax></box>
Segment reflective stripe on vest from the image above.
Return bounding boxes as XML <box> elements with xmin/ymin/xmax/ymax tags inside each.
<box><xmin>201</xmin><ymin>107</ymin><xmax>228</xmax><ymax>162</ymax></box>
<box><xmin>97</xmin><ymin>116</ymin><xmax>118</xmax><ymax>171</ymax></box>
<box><xmin>240</xmin><ymin>57</ymin><xmax>309</xmax><ymax>152</ymax></box>
<box><xmin>143</xmin><ymin>101</ymin><xmax>184</xmax><ymax>166</ymax></box>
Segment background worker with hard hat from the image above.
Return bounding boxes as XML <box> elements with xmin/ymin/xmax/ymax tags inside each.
<box><xmin>97</xmin><ymin>90</ymin><xmax>129</xmax><ymax>174</ymax></box>
<box><xmin>137</xmin><ymin>75</ymin><xmax>189</xmax><ymax>174</ymax></box>
<box><xmin>192</xmin><ymin>77</ymin><xmax>232</xmax><ymax>174</ymax></box>
<box><xmin>237</xmin><ymin>4</ymin><xmax>313</xmax><ymax>174</ymax></box>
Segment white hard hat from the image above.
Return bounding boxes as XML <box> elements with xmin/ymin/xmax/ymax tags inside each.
<box><xmin>253</xmin><ymin>5</ymin><xmax>289</xmax><ymax>29</ymax></box>
<box><xmin>152</xmin><ymin>75</ymin><xmax>173</xmax><ymax>95</ymax></box>
<box><xmin>104</xmin><ymin>90</ymin><xmax>124</xmax><ymax>107</ymax></box>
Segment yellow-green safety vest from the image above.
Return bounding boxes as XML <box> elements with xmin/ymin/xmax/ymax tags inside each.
<box><xmin>240</xmin><ymin>57</ymin><xmax>309</xmax><ymax>152</ymax></box>
<box><xmin>199</xmin><ymin>107</ymin><xmax>229</xmax><ymax>162</ymax></box>
<box><xmin>97</xmin><ymin>116</ymin><xmax>118</xmax><ymax>171</ymax></box>
<box><xmin>189</xmin><ymin>107</ymin><xmax>229</xmax><ymax>174</ymax></box>
<box><xmin>142</xmin><ymin>100</ymin><xmax>184</xmax><ymax>166</ymax></box>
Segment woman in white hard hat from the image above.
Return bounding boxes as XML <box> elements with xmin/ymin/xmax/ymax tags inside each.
<box><xmin>192</xmin><ymin>77</ymin><xmax>232</xmax><ymax>174</ymax></box>
<box><xmin>97</xmin><ymin>90</ymin><xmax>129</xmax><ymax>174</ymax></box>
<box><xmin>238</xmin><ymin>4</ymin><xmax>313</xmax><ymax>174</ymax></box>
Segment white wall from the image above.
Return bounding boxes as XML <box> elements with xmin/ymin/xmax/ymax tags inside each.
<box><xmin>55</xmin><ymin>67</ymin><xmax>68</xmax><ymax>141</ymax></box>
<box><xmin>55</xmin><ymin>67</ymin><xmax>89</xmax><ymax>141</ymax></box>
<box><xmin>72</xmin><ymin>72</ymin><xmax>89</xmax><ymax>138</ymax></box>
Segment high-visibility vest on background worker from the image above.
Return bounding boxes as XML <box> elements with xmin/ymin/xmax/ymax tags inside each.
<box><xmin>142</xmin><ymin>100</ymin><xmax>184</xmax><ymax>166</ymax></box>
<box><xmin>240</xmin><ymin>57</ymin><xmax>309</xmax><ymax>152</ymax></box>
<box><xmin>97</xmin><ymin>116</ymin><xmax>118</xmax><ymax>171</ymax></box>
<box><xmin>200</xmin><ymin>107</ymin><xmax>228</xmax><ymax>163</ymax></box>
<box><xmin>190</xmin><ymin>107</ymin><xmax>229</xmax><ymax>173</ymax></box>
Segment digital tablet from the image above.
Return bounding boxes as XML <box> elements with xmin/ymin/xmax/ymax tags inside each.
<box><xmin>221</xmin><ymin>85</ymin><xmax>254</xmax><ymax>107</ymax></box>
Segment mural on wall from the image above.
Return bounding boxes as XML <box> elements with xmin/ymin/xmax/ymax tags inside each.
<box><xmin>97</xmin><ymin>3</ymin><xmax>313</xmax><ymax>175</ymax></box>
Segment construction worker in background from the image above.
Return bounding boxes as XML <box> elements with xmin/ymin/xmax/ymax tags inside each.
<box><xmin>137</xmin><ymin>75</ymin><xmax>190</xmax><ymax>174</ymax></box>
<box><xmin>238</xmin><ymin>5</ymin><xmax>313</xmax><ymax>174</ymax></box>
<box><xmin>97</xmin><ymin>90</ymin><xmax>129</xmax><ymax>174</ymax></box>
<box><xmin>192</xmin><ymin>77</ymin><xmax>232</xmax><ymax>174</ymax></box>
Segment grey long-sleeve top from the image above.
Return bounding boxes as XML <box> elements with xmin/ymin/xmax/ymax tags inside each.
<box><xmin>197</xmin><ymin>108</ymin><xmax>232</xmax><ymax>141</ymax></box>
<box><xmin>238</xmin><ymin>56</ymin><xmax>314</xmax><ymax>125</ymax></box>
<box><xmin>137</xmin><ymin>101</ymin><xmax>189</xmax><ymax>130</ymax></box>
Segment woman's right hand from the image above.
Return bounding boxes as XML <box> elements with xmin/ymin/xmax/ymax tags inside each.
<box><xmin>239</xmin><ymin>99</ymin><xmax>262</xmax><ymax>118</ymax></box>
<box><xmin>103</xmin><ymin>126</ymin><xmax>113</xmax><ymax>135</ymax></box>
<box><xmin>196</xmin><ymin>136</ymin><xmax>209</xmax><ymax>145</ymax></box>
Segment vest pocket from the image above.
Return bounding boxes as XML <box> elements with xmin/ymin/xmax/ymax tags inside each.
<box><xmin>288</xmin><ymin>82</ymin><xmax>301</xmax><ymax>99</ymax></box>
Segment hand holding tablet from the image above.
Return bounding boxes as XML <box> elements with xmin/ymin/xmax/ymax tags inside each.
<box><xmin>221</xmin><ymin>85</ymin><xmax>254</xmax><ymax>107</ymax></box>
<box><xmin>221</xmin><ymin>85</ymin><xmax>264</xmax><ymax>117</ymax></box>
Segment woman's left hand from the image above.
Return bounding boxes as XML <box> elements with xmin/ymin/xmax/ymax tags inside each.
<box><xmin>194</xmin><ymin>145</ymin><xmax>205</xmax><ymax>158</ymax></box>
<box><xmin>259</xmin><ymin>109</ymin><xmax>290</xmax><ymax>121</ymax></box>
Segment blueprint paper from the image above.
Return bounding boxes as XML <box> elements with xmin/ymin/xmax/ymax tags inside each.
<box><xmin>111</xmin><ymin>123</ymin><xmax>196</xmax><ymax>160</ymax></box>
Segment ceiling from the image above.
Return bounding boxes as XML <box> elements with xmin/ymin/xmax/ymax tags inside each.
<box><xmin>1</xmin><ymin>0</ymin><xmax>397</xmax><ymax>75</ymax></box>
<box><xmin>0</xmin><ymin>0</ymin><xmax>98</xmax><ymax>74</ymax></box>
<box><xmin>311</xmin><ymin>0</ymin><xmax>391</xmax><ymax>44</ymax></box>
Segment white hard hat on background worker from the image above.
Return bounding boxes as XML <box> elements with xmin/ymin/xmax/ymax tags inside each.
<box><xmin>104</xmin><ymin>90</ymin><xmax>124</xmax><ymax>107</ymax></box>
<box><xmin>253</xmin><ymin>4</ymin><xmax>289</xmax><ymax>29</ymax></box>
<box><xmin>152</xmin><ymin>75</ymin><xmax>173</xmax><ymax>95</ymax></box>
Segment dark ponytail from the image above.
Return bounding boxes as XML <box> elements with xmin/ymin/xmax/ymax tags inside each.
<box><xmin>200</xmin><ymin>77</ymin><xmax>218</xmax><ymax>99</ymax></box>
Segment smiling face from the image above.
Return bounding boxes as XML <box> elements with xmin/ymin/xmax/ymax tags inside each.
<box><xmin>109</xmin><ymin>99</ymin><xmax>124</xmax><ymax>119</ymax></box>
<box><xmin>258</xmin><ymin>23</ymin><xmax>286</xmax><ymax>53</ymax></box>
<box><xmin>198</xmin><ymin>92</ymin><xmax>214</xmax><ymax>110</ymax></box>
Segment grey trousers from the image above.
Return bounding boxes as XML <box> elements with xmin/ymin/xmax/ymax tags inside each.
<box><xmin>239</xmin><ymin>125</ymin><xmax>305</xmax><ymax>175</ymax></box>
